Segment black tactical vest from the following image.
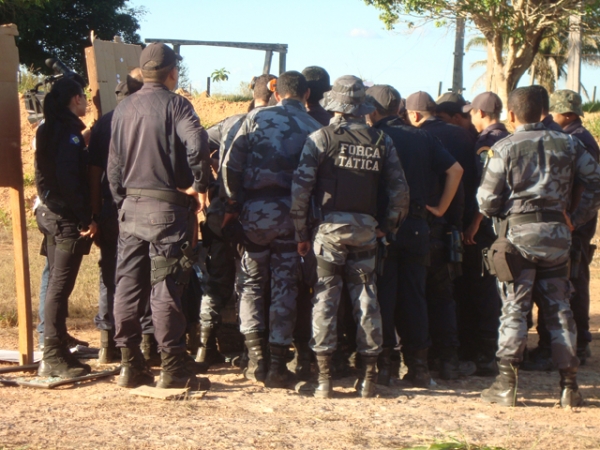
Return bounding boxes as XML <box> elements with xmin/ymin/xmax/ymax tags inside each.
<box><xmin>316</xmin><ymin>124</ymin><xmax>386</xmax><ymax>216</ymax></box>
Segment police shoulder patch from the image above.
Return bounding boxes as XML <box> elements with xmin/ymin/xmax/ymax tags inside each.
<box><xmin>70</xmin><ymin>135</ymin><xmax>80</xmax><ymax>145</ymax></box>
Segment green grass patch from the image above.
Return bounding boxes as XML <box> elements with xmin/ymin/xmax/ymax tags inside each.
<box><xmin>23</xmin><ymin>173</ymin><xmax>35</xmax><ymax>188</ymax></box>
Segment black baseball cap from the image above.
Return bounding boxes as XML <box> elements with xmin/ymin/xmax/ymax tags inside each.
<box><xmin>463</xmin><ymin>92</ymin><xmax>502</xmax><ymax>114</ymax></box>
<box><xmin>140</xmin><ymin>43</ymin><xmax>182</xmax><ymax>71</ymax></box>
<box><xmin>366</xmin><ymin>85</ymin><xmax>401</xmax><ymax>113</ymax></box>
<box><xmin>405</xmin><ymin>91</ymin><xmax>436</xmax><ymax>112</ymax></box>
<box><xmin>436</xmin><ymin>92</ymin><xmax>468</xmax><ymax>115</ymax></box>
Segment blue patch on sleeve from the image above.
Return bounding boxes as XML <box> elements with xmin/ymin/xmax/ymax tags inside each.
<box><xmin>70</xmin><ymin>135</ymin><xmax>81</xmax><ymax>145</ymax></box>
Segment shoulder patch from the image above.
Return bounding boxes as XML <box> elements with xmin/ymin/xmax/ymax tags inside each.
<box><xmin>476</xmin><ymin>145</ymin><xmax>491</xmax><ymax>156</ymax></box>
<box><xmin>69</xmin><ymin>135</ymin><xmax>80</xmax><ymax>145</ymax></box>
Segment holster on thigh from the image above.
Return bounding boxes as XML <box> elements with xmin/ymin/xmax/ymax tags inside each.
<box><xmin>150</xmin><ymin>241</ymin><xmax>199</xmax><ymax>286</ymax></box>
<box><xmin>483</xmin><ymin>237</ymin><xmax>531</xmax><ymax>282</ymax></box>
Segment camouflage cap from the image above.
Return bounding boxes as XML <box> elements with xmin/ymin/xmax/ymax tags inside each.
<box><xmin>405</xmin><ymin>91</ymin><xmax>436</xmax><ymax>112</ymax></box>
<box><xmin>321</xmin><ymin>75</ymin><xmax>375</xmax><ymax>116</ymax></box>
<box><xmin>550</xmin><ymin>89</ymin><xmax>584</xmax><ymax>117</ymax></box>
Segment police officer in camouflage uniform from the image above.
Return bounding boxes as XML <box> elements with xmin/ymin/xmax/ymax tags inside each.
<box><xmin>291</xmin><ymin>76</ymin><xmax>409</xmax><ymax>398</ymax></box>
<box><xmin>477</xmin><ymin>87</ymin><xmax>600</xmax><ymax>408</ymax></box>
<box><xmin>525</xmin><ymin>90</ymin><xmax>600</xmax><ymax>370</ymax></box>
<box><xmin>221</xmin><ymin>71</ymin><xmax>322</xmax><ymax>387</ymax></box>
<box><xmin>195</xmin><ymin>74</ymin><xmax>276</xmax><ymax>366</ymax></box>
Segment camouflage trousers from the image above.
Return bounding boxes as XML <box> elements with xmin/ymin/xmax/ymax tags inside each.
<box><xmin>237</xmin><ymin>237</ymin><xmax>299</xmax><ymax>346</ymax></box>
<box><xmin>311</xmin><ymin>223</ymin><xmax>382</xmax><ymax>356</ymax></box>
<box><xmin>200</xmin><ymin>212</ymin><xmax>236</xmax><ymax>329</ymax></box>
<box><xmin>497</xmin><ymin>265</ymin><xmax>579</xmax><ymax>369</ymax></box>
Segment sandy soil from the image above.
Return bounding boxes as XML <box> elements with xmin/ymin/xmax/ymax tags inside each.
<box><xmin>0</xmin><ymin>276</ymin><xmax>600</xmax><ymax>450</ymax></box>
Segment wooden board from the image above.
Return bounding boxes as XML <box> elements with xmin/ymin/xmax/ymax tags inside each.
<box><xmin>85</xmin><ymin>36</ymin><xmax>142</xmax><ymax>120</ymax></box>
<box><xmin>0</xmin><ymin>23</ymin><xmax>33</xmax><ymax>365</ymax></box>
<box><xmin>130</xmin><ymin>385</ymin><xmax>190</xmax><ymax>400</ymax></box>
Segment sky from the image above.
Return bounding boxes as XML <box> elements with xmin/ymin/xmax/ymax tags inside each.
<box><xmin>128</xmin><ymin>0</ymin><xmax>600</xmax><ymax>101</ymax></box>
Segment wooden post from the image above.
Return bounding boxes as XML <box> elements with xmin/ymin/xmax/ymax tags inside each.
<box><xmin>452</xmin><ymin>17</ymin><xmax>465</xmax><ymax>94</ymax></box>
<box><xmin>173</xmin><ymin>44</ymin><xmax>181</xmax><ymax>56</ymax></box>
<box><xmin>593</xmin><ymin>86</ymin><xmax>597</xmax><ymax>103</ymax></box>
<box><xmin>566</xmin><ymin>10</ymin><xmax>582</xmax><ymax>93</ymax></box>
<box><xmin>0</xmin><ymin>24</ymin><xmax>33</xmax><ymax>364</ymax></box>
<box><xmin>207</xmin><ymin>77</ymin><xmax>211</xmax><ymax>96</ymax></box>
<box><xmin>279</xmin><ymin>52</ymin><xmax>286</xmax><ymax>75</ymax></box>
<box><xmin>438</xmin><ymin>82</ymin><xmax>442</xmax><ymax>97</ymax></box>
<box><xmin>263</xmin><ymin>50</ymin><xmax>273</xmax><ymax>75</ymax></box>
<box><xmin>11</xmin><ymin>186</ymin><xmax>32</xmax><ymax>364</ymax></box>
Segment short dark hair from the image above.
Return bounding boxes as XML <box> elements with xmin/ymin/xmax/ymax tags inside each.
<box><xmin>253</xmin><ymin>74</ymin><xmax>276</xmax><ymax>104</ymax></box>
<box><xmin>276</xmin><ymin>71</ymin><xmax>308</xmax><ymax>99</ymax></box>
<box><xmin>141</xmin><ymin>62</ymin><xmax>176</xmax><ymax>84</ymax></box>
<box><xmin>302</xmin><ymin>66</ymin><xmax>330</xmax><ymax>104</ymax></box>
<box><xmin>529</xmin><ymin>85</ymin><xmax>550</xmax><ymax>114</ymax></box>
<box><xmin>508</xmin><ymin>87</ymin><xmax>543</xmax><ymax>124</ymax></box>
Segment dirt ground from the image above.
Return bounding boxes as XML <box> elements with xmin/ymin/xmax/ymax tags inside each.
<box><xmin>0</xmin><ymin>278</ymin><xmax>599</xmax><ymax>450</ymax></box>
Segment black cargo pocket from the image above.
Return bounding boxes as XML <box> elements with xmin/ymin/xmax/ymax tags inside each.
<box><xmin>489</xmin><ymin>238</ymin><xmax>529</xmax><ymax>282</ymax></box>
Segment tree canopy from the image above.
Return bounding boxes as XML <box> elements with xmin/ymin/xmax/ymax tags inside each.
<box><xmin>0</xmin><ymin>0</ymin><xmax>143</xmax><ymax>81</ymax></box>
<box><xmin>364</xmin><ymin>0</ymin><xmax>600</xmax><ymax>104</ymax></box>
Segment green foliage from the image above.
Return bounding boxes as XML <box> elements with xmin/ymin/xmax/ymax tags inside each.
<box><xmin>583</xmin><ymin>101</ymin><xmax>600</xmax><ymax>113</ymax></box>
<box><xmin>22</xmin><ymin>173</ymin><xmax>35</xmax><ymax>187</ymax></box>
<box><xmin>0</xmin><ymin>0</ymin><xmax>144</xmax><ymax>83</ymax></box>
<box><xmin>0</xmin><ymin>208</ymin><xmax>10</xmax><ymax>230</ymax></box>
<box><xmin>178</xmin><ymin>62</ymin><xmax>192</xmax><ymax>90</ymax></box>
<box><xmin>211</xmin><ymin>68</ymin><xmax>230</xmax><ymax>83</ymax></box>
<box><xmin>211</xmin><ymin>93</ymin><xmax>253</xmax><ymax>102</ymax></box>
<box><xmin>18</xmin><ymin>65</ymin><xmax>43</xmax><ymax>93</ymax></box>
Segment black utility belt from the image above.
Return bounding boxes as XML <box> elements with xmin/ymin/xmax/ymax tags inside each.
<box><xmin>125</xmin><ymin>188</ymin><xmax>192</xmax><ymax>208</ymax></box>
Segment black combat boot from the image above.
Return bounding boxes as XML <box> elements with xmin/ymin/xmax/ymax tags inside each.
<box><xmin>475</xmin><ymin>338</ymin><xmax>499</xmax><ymax>377</ymax></box>
<box><xmin>195</xmin><ymin>326</ymin><xmax>225</xmax><ymax>365</ymax></box>
<box><xmin>141</xmin><ymin>333</ymin><xmax>161</xmax><ymax>367</ymax></box>
<box><xmin>292</xmin><ymin>340</ymin><xmax>313</xmax><ymax>381</ymax></box>
<box><xmin>577</xmin><ymin>343</ymin><xmax>591</xmax><ymax>366</ymax></box>
<box><xmin>64</xmin><ymin>333</ymin><xmax>89</xmax><ymax>348</ymax></box>
<box><xmin>265</xmin><ymin>344</ymin><xmax>295</xmax><ymax>388</ymax></box>
<box><xmin>117</xmin><ymin>347</ymin><xmax>155</xmax><ymax>388</ymax></box>
<box><xmin>481</xmin><ymin>360</ymin><xmax>518</xmax><ymax>407</ymax></box>
<box><xmin>559</xmin><ymin>367</ymin><xmax>584</xmax><ymax>408</ymax></box>
<box><xmin>186</xmin><ymin>322</ymin><xmax>200</xmax><ymax>356</ymax></box>
<box><xmin>439</xmin><ymin>346</ymin><xmax>461</xmax><ymax>380</ymax></box>
<box><xmin>376</xmin><ymin>347</ymin><xmax>392</xmax><ymax>386</ymax></box>
<box><xmin>402</xmin><ymin>348</ymin><xmax>431</xmax><ymax>388</ymax></box>
<box><xmin>521</xmin><ymin>344</ymin><xmax>553</xmax><ymax>371</ymax></box>
<box><xmin>184</xmin><ymin>351</ymin><xmax>209</xmax><ymax>375</ymax></box>
<box><xmin>243</xmin><ymin>334</ymin><xmax>267</xmax><ymax>382</ymax></box>
<box><xmin>37</xmin><ymin>337</ymin><xmax>91</xmax><ymax>378</ymax></box>
<box><xmin>156</xmin><ymin>351</ymin><xmax>211</xmax><ymax>390</ymax></box>
<box><xmin>315</xmin><ymin>354</ymin><xmax>333</xmax><ymax>398</ymax></box>
<box><xmin>98</xmin><ymin>329</ymin><xmax>120</xmax><ymax>364</ymax></box>
<box><xmin>355</xmin><ymin>354</ymin><xmax>378</xmax><ymax>398</ymax></box>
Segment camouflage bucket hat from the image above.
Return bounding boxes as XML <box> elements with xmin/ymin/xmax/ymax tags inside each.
<box><xmin>550</xmin><ymin>89</ymin><xmax>584</xmax><ymax>117</ymax></box>
<box><xmin>321</xmin><ymin>75</ymin><xmax>375</xmax><ymax>116</ymax></box>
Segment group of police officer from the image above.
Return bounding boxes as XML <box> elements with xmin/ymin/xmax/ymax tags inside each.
<box><xmin>34</xmin><ymin>42</ymin><xmax>600</xmax><ymax>406</ymax></box>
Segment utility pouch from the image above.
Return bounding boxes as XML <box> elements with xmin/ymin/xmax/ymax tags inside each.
<box><xmin>309</xmin><ymin>195</ymin><xmax>324</xmax><ymax>224</ymax></box>
<box><xmin>483</xmin><ymin>238</ymin><xmax>525</xmax><ymax>282</ymax></box>
<box><xmin>57</xmin><ymin>236</ymin><xmax>93</xmax><ymax>255</ymax></box>
<box><xmin>445</xmin><ymin>226</ymin><xmax>464</xmax><ymax>263</ymax></box>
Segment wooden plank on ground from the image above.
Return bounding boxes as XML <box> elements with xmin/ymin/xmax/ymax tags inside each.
<box><xmin>131</xmin><ymin>385</ymin><xmax>190</xmax><ymax>400</ymax></box>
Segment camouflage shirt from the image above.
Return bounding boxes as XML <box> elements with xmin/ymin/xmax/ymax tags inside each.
<box><xmin>221</xmin><ymin>99</ymin><xmax>322</xmax><ymax>204</ymax></box>
<box><xmin>291</xmin><ymin>115</ymin><xmax>409</xmax><ymax>242</ymax></box>
<box><xmin>477</xmin><ymin>122</ymin><xmax>600</xmax><ymax>263</ymax></box>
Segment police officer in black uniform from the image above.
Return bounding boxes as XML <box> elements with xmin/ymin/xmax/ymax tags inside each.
<box><xmin>457</xmin><ymin>92</ymin><xmax>509</xmax><ymax>375</ymax></box>
<box><xmin>302</xmin><ymin>66</ymin><xmax>333</xmax><ymax>127</ymax></box>
<box><xmin>108</xmin><ymin>43</ymin><xmax>211</xmax><ymax>389</ymax></box>
<box><xmin>406</xmin><ymin>91</ymin><xmax>474</xmax><ymax>379</ymax></box>
<box><xmin>88</xmin><ymin>71</ymin><xmax>144</xmax><ymax>364</ymax></box>
<box><xmin>35</xmin><ymin>77</ymin><xmax>97</xmax><ymax>378</ymax></box>
<box><xmin>366</xmin><ymin>85</ymin><xmax>462</xmax><ymax>387</ymax></box>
